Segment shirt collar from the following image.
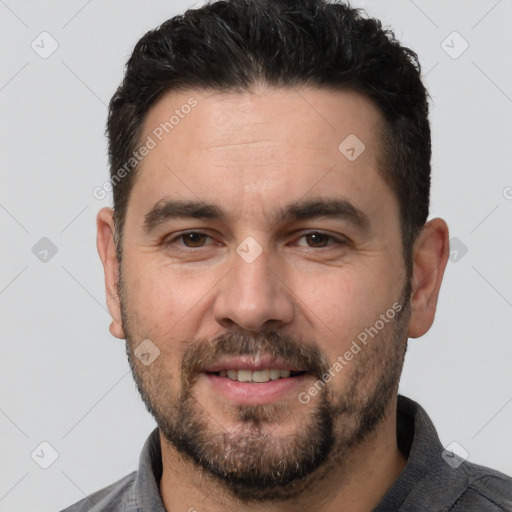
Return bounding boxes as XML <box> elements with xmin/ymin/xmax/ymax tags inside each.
<box><xmin>134</xmin><ymin>428</ymin><xmax>166</xmax><ymax>511</ymax></box>
<box><xmin>374</xmin><ymin>394</ymin><xmax>467</xmax><ymax>510</ymax></box>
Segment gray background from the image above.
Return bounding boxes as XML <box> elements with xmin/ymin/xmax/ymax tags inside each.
<box><xmin>0</xmin><ymin>1</ymin><xmax>511</xmax><ymax>510</ymax></box>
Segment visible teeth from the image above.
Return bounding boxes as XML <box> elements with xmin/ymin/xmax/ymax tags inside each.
<box><xmin>237</xmin><ymin>370</ymin><xmax>253</xmax><ymax>382</ymax></box>
<box><xmin>218</xmin><ymin>369</ymin><xmax>297</xmax><ymax>382</ymax></box>
<box><xmin>252</xmin><ymin>369</ymin><xmax>270</xmax><ymax>383</ymax></box>
<box><xmin>270</xmin><ymin>369</ymin><xmax>281</xmax><ymax>380</ymax></box>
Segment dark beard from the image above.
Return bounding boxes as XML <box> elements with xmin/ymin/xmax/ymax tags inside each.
<box><xmin>123</xmin><ymin>281</ymin><xmax>411</xmax><ymax>503</ymax></box>
<box><xmin>161</xmin><ymin>380</ymin><xmax>336</xmax><ymax>502</ymax></box>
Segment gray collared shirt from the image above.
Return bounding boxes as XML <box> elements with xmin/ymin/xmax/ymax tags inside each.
<box><xmin>60</xmin><ymin>395</ymin><xmax>512</xmax><ymax>511</ymax></box>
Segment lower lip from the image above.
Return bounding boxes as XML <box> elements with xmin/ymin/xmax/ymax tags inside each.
<box><xmin>201</xmin><ymin>373</ymin><xmax>310</xmax><ymax>405</ymax></box>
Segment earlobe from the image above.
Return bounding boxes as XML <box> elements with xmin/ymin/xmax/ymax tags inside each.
<box><xmin>109</xmin><ymin>319</ymin><xmax>125</xmax><ymax>339</ymax></box>
<box><xmin>407</xmin><ymin>218</ymin><xmax>450</xmax><ymax>339</ymax></box>
<box><xmin>97</xmin><ymin>207</ymin><xmax>125</xmax><ymax>340</ymax></box>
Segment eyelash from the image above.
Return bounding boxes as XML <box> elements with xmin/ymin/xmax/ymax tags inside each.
<box><xmin>163</xmin><ymin>231</ymin><xmax>348</xmax><ymax>250</ymax></box>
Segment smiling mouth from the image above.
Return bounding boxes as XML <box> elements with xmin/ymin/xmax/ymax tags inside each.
<box><xmin>206</xmin><ymin>369</ymin><xmax>307</xmax><ymax>383</ymax></box>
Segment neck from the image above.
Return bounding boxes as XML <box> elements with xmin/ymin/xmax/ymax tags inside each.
<box><xmin>159</xmin><ymin>400</ymin><xmax>406</xmax><ymax>512</ymax></box>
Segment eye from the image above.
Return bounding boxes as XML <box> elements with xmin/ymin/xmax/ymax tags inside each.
<box><xmin>163</xmin><ymin>230</ymin><xmax>346</xmax><ymax>251</ymax></box>
<box><xmin>295</xmin><ymin>231</ymin><xmax>345</xmax><ymax>248</ymax></box>
<box><xmin>165</xmin><ymin>231</ymin><xmax>214</xmax><ymax>249</ymax></box>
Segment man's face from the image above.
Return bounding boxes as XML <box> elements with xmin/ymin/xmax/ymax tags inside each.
<box><xmin>116</xmin><ymin>87</ymin><xmax>410</xmax><ymax>500</ymax></box>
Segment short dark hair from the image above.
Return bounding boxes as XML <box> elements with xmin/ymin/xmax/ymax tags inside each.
<box><xmin>107</xmin><ymin>0</ymin><xmax>430</xmax><ymax>276</ymax></box>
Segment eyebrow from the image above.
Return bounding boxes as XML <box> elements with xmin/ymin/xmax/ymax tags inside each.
<box><xmin>143</xmin><ymin>197</ymin><xmax>371</xmax><ymax>233</ymax></box>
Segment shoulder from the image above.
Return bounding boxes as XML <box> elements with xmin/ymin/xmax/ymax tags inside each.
<box><xmin>389</xmin><ymin>396</ymin><xmax>512</xmax><ymax>511</ymax></box>
<box><xmin>448</xmin><ymin>462</ymin><xmax>512</xmax><ymax>511</ymax></box>
<box><xmin>59</xmin><ymin>471</ymin><xmax>137</xmax><ymax>512</ymax></box>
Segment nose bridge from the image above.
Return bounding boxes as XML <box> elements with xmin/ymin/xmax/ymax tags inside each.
<box><xmin>213</xmin><ymin>242</ymin><xmax>294</xmax><ymax>331</ymax></box>
<box><xmin>234</xmin><ymin>245</ymin><xmax>273</xmax><ymax>300</ymax></box>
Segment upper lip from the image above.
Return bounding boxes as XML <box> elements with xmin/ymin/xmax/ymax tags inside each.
<box><xmin>203</xmin><ymin>356</ymin><xmax>304</xmax><ymax>373</ymax></box>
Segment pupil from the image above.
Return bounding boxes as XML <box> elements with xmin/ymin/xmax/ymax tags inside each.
<box><xmin>186</xmin><ymin>233</ymin><xmax>204</xmax><ymax>246</ymax></box>
<box><xmin>308</xmin><ymin>233</ymin><xmax>327</xmax><ymax>247</ymax></box>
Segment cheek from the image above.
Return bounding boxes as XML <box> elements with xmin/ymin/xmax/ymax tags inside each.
<box><xmin>124</xmin><ymin>259</ymin><xmax>193</xmax><ymax>322</ymax></box>
<box><xmin>294</xmin><ymin>267</ymin><xmax>400</xmax><ymax>354</ymax></box>
<box><xmin>126</xmin><ymin>271</ymin><xmax>171</xmax><ymax>321</ymax></box>
<box><xmin>122</xmin><ymin>261</ymin><xmax>218</xmax><ymax>361</ymax></box>
<box><xmin>123</xmin><ymin>271</ymin><xmax>188</xmax><ymax>377</ymax></box>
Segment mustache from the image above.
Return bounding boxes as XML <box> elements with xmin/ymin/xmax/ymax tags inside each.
<box><xmin>181</xmin><ymin>331</ymin><xmax>330</xmax><ymax>383</ymax></box>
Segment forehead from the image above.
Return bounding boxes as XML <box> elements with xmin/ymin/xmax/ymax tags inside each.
<box><xmin>143</xmin><ymin>86</ymin><xmax>383</xmax><ymax>160</ymax></box>
<box><xmin>128</xmin><ymin>86</ymin><xmax>397</xmax><ymax>231</ymax></box>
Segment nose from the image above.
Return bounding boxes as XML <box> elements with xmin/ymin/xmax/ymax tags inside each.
<box><xmin>213</xmin><ymin>248</ymin><xmax>294</xmax><ymax>332</ymax></box>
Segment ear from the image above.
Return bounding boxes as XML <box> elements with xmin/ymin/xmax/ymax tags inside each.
<box><xmin>96</xmin><ymin>207</ymin><xmax>125</xmax><ymax>339</ymax></box>
<box><xmin>408</xmin><ymin>218</ymin><xmax>450</xmax><ymax>339</ymax></box>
